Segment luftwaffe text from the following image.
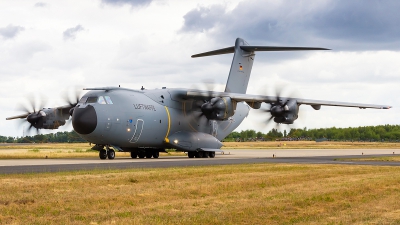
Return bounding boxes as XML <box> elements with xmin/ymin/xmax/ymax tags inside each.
<box><xmin>133</xmin><ymin>104</ymin><xmax>156</xmax><ymax>111</ymax></box>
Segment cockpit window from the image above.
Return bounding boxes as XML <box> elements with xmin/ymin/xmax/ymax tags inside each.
<box><xmin>79</xmin><ymin>97</ymin><xmax>88</xmax><ymax>103</ymax></box>
<box><xmin>97</xmin><ymin>96</ymin><xmax>106</xmax><ymax>104</ymax></box>
<box><xmin>104</xmin><ymin>96</ymin><xmax>113</xmax><ymax>104</ymax></box>
<box><xmin>84</xmin><ymin>96</ymin><xmax>113</xmax><ymax>105</ymax></box>
<box><xmin>86</xmin><ymin>96</ymin><xmax>98</xmax><ymax>103</ymax></box>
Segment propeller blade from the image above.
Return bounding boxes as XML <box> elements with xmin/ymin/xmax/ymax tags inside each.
<box><xmin>266</xmin><ymin>115</ymin><xmax>274</xmax><ymax>124</ymax></box>
<box><xmin>63</xmin><ymin>87</ymin><xmax>83</xmax><ymax>107</ymax></box>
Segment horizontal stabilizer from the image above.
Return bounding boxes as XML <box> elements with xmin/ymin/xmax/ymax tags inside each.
<box><xmin>191</xmin><ymin>46</ymin><xmax>234</xmax><ymax>58</ymax></box>
<box><xmin>240</xmin><ymin>46</ymin><xmax>330</xmax><ymax>52</ymax></box>
<box><xmin>191</xmin><ymin>45</ymin><xmax>329</xmax><ymax>58</ymax></box>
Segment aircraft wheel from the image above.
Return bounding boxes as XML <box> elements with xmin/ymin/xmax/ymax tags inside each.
<box><xmin>195</xmin><ymin>151</ymin><xmax>203</xmax><ymax>158</ymax></box>
<box><xmin>145</xmin><ymin>151</ymin><xmax>153</xmax><ymax>158</ymax></box>
<box><xmin>99</xmin><ymin>150</ymin><xmax>107</xmax><ymax>160</ymax></box>
<box><xmin>107</xmin><ymin>150</ymin><xmax>115</xmax><ymax>160</ymax></box>
<box><xmin>130</xmin><ymin>151</ymin><xmax>137</xmax><ymax>159</ymax></box>
<box><xmin>152</xmin><ymin>151</ymin><xmax>159</xmax><ymax>158</ymax></box>
<box><xmin>188</xmin><ymin>152</ymin><xmax>195</xmax><ymax>158</ymax></box>
<box><xmin>203</xmin><ymin>152</ymin><xmax>209</xmax><ymax>158</ymax></box>
<box><xmin>209</xmin><ymin>151</ymin><xmax>215</xmax><ymax>158</ymax></box>
<box><xmin>138</xmin><ymin>152</ymin><xmax>146</xmax><ymax>158</ymax></box>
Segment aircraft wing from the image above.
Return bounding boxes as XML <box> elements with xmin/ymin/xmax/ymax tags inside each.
<box><xmin>6</xmin><ymin>113</ymin><xmax>30</xmax><ymax>120</ymax></box>
<box><xmin>6</xmin><ymin>104</ymin><xmax>74</xmax><ymax>120</ymax></box>
<box><xmin>186</xmin><ymin>90</ymin><xmax>391</xmax><ymax>110</ymax></box>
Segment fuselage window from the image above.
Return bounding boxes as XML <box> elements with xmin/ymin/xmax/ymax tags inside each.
<box><xmin>86</xmin><ymin>96</ymin><xmax>98</xmax><ymax>104</ymax></box>
<box><xmin>104</xmin><ymin>96</ymin><xmax>113</xmax><ymax>104</ymax></box>
<box><xmin>97</xmin><ymin>96</ymin><xmax>106</xmax><ymax>104</ymax></box>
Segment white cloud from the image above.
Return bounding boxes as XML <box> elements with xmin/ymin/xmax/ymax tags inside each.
<box><xmin>0</xmin><ymin>0</ymin><xmax>398</xmax><ymax>137</ymax></box>
<box><xmin>34</xmin><ymin>2</ymin><xmax>47</xmax><ymax>7</ymax></box>
<box><xmin>0</xmin><ymin>24</ymin><xmax>24</xmax><ymax>39</ymax></box>
<box><xmin>63</xmin><ymin>25</ymin><xmax>84</xmax><ymax>41</ymax></box>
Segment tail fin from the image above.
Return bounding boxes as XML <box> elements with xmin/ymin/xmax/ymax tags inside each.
<box><xmin>191</xmin><ymin>38</ymin><xmax>329</xmax><ymax>94</ymax></box>
<box><xmin>224</xmin><ymin>38</ymin><xmax>253</xmax><ymax>93</ymax></box>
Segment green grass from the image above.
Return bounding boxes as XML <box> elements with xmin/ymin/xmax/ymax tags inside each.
<box><xmin>27</xmin><ymin>148</ymin><xmax>40</xmax><ymax>153</ymax></box>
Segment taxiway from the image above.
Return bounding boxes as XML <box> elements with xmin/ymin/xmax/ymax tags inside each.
<box><xmin>0</xmin><ymin>149</ymin><xmax>399</xmax><ymax>174</ymax></box>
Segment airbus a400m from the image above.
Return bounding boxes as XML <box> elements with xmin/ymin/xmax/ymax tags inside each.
<box><xmin>6</xmin><ymin>38</ymin><xmax>391</xmax><ymax>160</ymax></box>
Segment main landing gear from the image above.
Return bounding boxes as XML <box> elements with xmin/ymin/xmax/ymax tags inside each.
<box><xmin>130</xmin><ymin>149</ymin><xmax>160</xmax><ymax>159</ymax></box>
<box><xmin>99</xmin><ymin>145</ymin><xmax>115</xmax><ymax>160</ymax></box>
<box><xmin>188</xmin><ymin>151</ymin><xmax>215</xmax><ymax>158</ymax></box>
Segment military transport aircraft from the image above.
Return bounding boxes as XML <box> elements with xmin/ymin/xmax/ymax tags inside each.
<box><xmin>6</xmin><ymin>38</ymin><xmax>391</xmax><ymax>160</ymax></box>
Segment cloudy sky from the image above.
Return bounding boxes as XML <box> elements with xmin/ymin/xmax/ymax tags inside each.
<box><xmin>1</xmin><ymin>0</ymin><xmax>399</xmax><ymax>137</ymax></box>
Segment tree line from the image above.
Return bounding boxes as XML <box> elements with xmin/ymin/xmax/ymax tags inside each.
<box><xmin>287</xmin><ymin>124</ymin><xmax>400</xmax><ymax>142</ymax></box>
<box><xmin>0</xmin><ymin>131</ymin><xmax>86</xmax><ymax>143</ymax></box>
<box><xmin>1</xmin><ymin>124</ymin><xmax>399</xmax><ymax>143</ymax></box>
<box><xmin>224</xmin><ymin>124</ymin><xmax>400</xmax><ymax>142</ymax></box>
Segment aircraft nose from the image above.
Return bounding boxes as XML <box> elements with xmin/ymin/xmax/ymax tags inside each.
<box><xmin>72</xmin><ymin>105</ymin><xmax>97</xmax><ymax>134</ymax></box>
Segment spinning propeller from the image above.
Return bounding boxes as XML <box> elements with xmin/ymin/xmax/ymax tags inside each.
<box><xmin>258</xmin><ymin>84</ymin><xmax>301</xmax><ymax>128</ymax></box>
<box><xmin>62</xmin><ymin>87</ymin><xmax>82</xmax><ymax>116</ymax></box>
<box><xmin>11</xmin><ymin>88</ymin><xmax>83</xmax><ymax>135</ymax></box>
<box><xmin>189</xmin><ymin>81</ymin><xmax>234</xmax><ymax>121</ymax></box>
<box><xmin>17</xmin><ymin>95</ymin><xmax>47</xmax><ymax>134</ymax></box>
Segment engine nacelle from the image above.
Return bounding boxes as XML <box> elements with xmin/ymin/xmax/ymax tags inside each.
<box><xmin>271</xmin><ymin>99</ymin><xmax>299</xmax><ymax>124</ymax></box>
<box><xmin>28</xmin><ymin>108</ymin><xmax>70</xmax><ymax>129</ymax></box>
<box><xmin>201</xmin><ymin>97</ymin><xmax>234</xmax><ymax>120</ymax></box>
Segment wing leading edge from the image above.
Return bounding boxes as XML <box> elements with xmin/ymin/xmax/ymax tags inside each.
<box><xmin>186</xmin><ymin>90</ymin><xmax>391</xmax><ymax>110</ymax></box>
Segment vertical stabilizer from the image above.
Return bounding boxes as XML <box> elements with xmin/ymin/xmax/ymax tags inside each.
<box><xmin>224</xmin><ymin>38</ymin><xmax>254</xmax><ymax>94</ymax></box>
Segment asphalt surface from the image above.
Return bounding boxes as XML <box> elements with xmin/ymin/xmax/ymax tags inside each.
<box><xmin>1</xmin><ymin>149</ymin><xmax>400</xmax><ymax>174</ymax></box>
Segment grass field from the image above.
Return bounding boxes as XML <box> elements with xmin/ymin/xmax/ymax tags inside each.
<box><xmin>0</xmin><ymin>141</ymin><xmax>399</xmax><ymax>159</ymax></box>
<box><xmin>338</xmin><ymin>155</ymin><xmax>400</xmax><ymax>162</ymax></box>
<box><xmin>1</xmin><ymin>142</ymin><xmax>400</xmax><ymax>224</ymax></box>
<box><xmin>1</xmin><ymin>164</ymin><xmax>400</xmax><ymax>224</ymax></box>
<box><xmin>0</xmin><ymin>143</ymin><xmax>186</xmax><ymax>159</ymax></box>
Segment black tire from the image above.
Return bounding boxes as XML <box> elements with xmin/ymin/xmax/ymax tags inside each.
<box><xmin>107</xmin><ymin>150</ymin><xmax>115</xmax><ymax>160</ymax></box>
<box><xmin>203</xmin><ymin>152</ymin><xmax>209</xmax><ymax>158</ymax></box>
<box><xmin>188</xmin><ymin>152</ymin><xmax>195</xmax><ymax>158</ymax></box>
<box><xmin>99</xmin><ymin>150</ymin><xmax>107</xmax><ymax>160</ymax></box>
<box><xmin>152</xmin><ymin>151</ymin><xmax>159</xmax><ymax>158</ymax></box>
<box><xmin>209</xmin><ymin>151</ymin><xmax>215</xmax><ymax>158</ymax></box>
<box><xmin>145</xmin><ymin>151</ymin><xmax>153</xmax><ymax>158</ymax></box>
<box><xmin>138</xmin><ymin>152</ymin><xmax>146</xmax><ymax>158</ymax></box>
<box><xmin>130</xmin><ymin>151</ymin><xmax>137</xmax><ymax>159</ymax></box>
<box><xmin>195</xmin><ymin>151</ymin><xmax>203</xmax><ymax>158</ymax></box>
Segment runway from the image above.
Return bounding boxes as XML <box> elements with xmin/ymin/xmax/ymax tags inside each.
<box><xmin>1</xmin><ymin>149</ymin><xmax>400</xmax><ymax>174</ymax></box>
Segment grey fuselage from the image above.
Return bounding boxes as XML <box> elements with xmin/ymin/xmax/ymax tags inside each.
<box><xmin>73</xmin><ymin>87</ymin><xmax>249</xmax><ymax>150</ymax></box>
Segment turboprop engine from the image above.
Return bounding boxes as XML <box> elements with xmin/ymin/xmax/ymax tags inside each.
<box><xmin>200</xmin><ymin>97</ymin><xmax>235</xmax><ymax>120</ymax></box>
<box><xmin>268</xmin><ymin>99</ymin><xmax>299</xmax><ymax>124</ymax></box>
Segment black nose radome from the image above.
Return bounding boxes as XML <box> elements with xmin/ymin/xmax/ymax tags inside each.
<box><xmin>72</xmin><ymin>105</ymin><xmax>97</xmax><ymax>134</ymax></box>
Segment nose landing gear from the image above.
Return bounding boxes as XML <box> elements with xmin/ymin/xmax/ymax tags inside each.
<box><xmin>99</xmin><ymin>145</ymin><xmax>115</xmax><ymax>160</ymax></box>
